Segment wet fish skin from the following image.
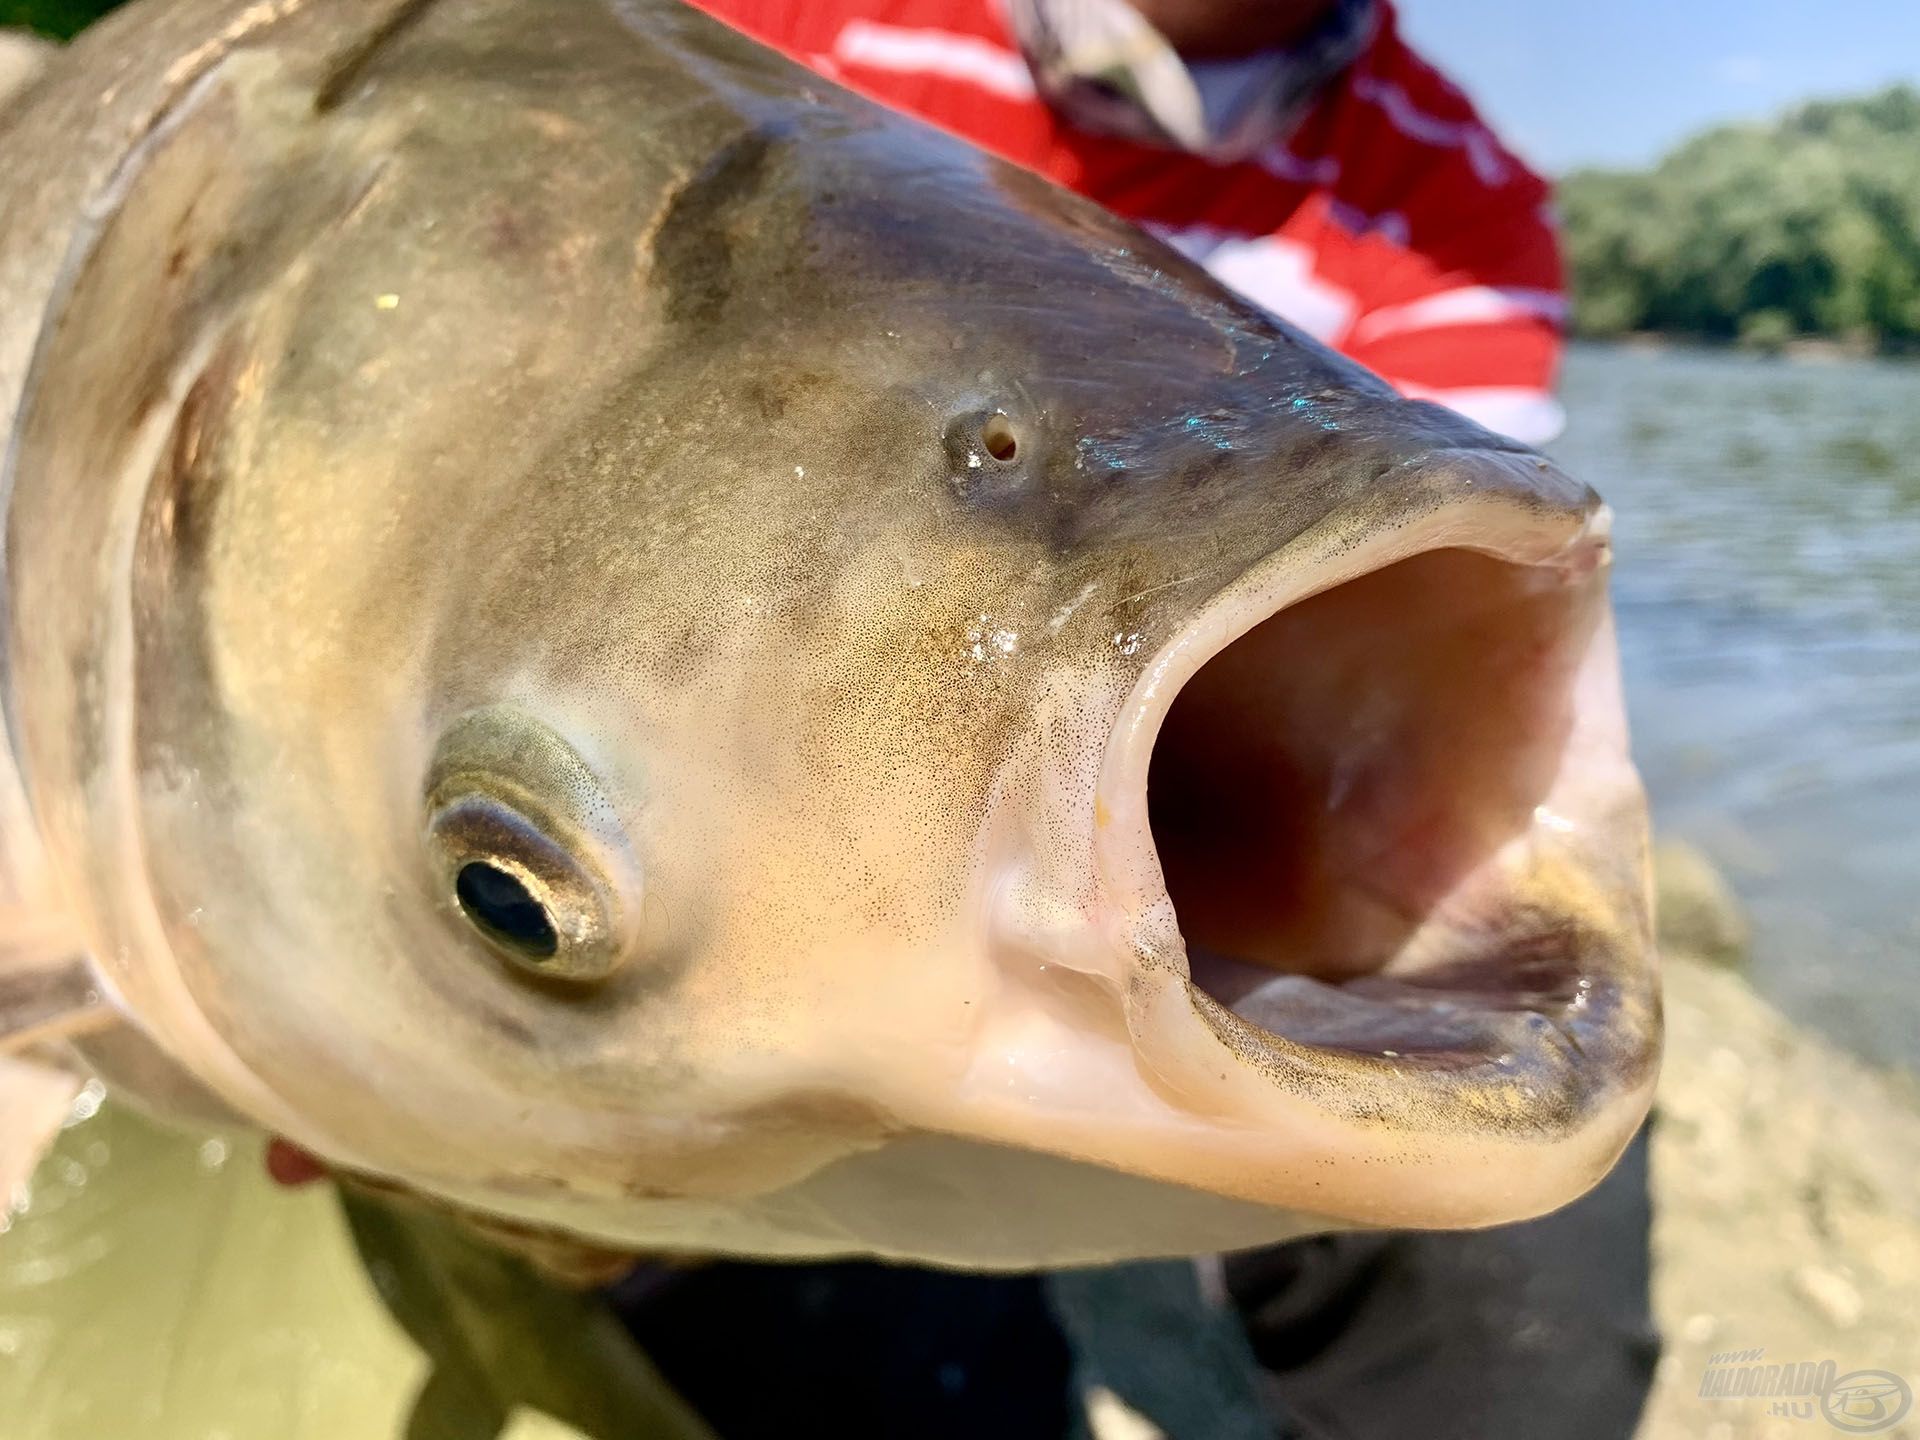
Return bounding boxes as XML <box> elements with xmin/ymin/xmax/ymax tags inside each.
<box><xmin>0</xmin><ymin>0</ymin><xmax>1657</xmax><ymax>1265</ymax></box>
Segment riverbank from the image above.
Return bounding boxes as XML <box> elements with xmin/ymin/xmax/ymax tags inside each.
<box><xmin>1640</xmin><ymin>852</ymin><xmax>1920</xmax><ymax>1439</ymax></box>
<box><xmin>1576</xmin><ymin>330</ymin><xmax>1920</xmax><ymax>364</ymax></box>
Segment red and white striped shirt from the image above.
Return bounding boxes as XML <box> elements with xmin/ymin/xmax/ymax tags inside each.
<box><xmin>691</xmin><ymin>0</ymin><xmax>1567</xmax><ymax>444</ymax></box>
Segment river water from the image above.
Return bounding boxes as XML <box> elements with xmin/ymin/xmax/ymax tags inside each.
<box><xmin>1550</xmin><ymin>341</ymin><xmax>1920</xmax><ymax>1072</ymax></box>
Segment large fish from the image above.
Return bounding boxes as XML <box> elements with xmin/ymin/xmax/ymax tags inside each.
<box><xmin>0</xmin><ymin>0</ymin><xmax>1657</xmax><ymax>1267</ymax></box>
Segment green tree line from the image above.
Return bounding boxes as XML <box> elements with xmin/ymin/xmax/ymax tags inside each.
<box><xmin>1559</xmin><ymin>85</ymin><xmax>1920</xmax><ymax>349</ymax></box>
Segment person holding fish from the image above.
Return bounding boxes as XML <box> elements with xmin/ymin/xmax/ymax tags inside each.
<box><xmin>1</xmin><ymin>0</ymin><xmax>1655</xmax><ymax>1437</ymax></box>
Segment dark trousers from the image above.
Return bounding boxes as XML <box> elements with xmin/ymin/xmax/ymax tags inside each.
<box><xmin>606</xmin><ymin>1125</ymin><xmax>1659</xmax><ymax>1439</ymax></box>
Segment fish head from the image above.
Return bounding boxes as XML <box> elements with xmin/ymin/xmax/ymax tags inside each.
<box><xmin>6</xmin><ymin>0</ymin><xmax>1657</xmax><ymax>1265</ymax></box>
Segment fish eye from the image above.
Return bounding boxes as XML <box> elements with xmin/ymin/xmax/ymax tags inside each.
<box><xmin>426</xmin><ymin>792</ymin><xmax>626</xmax><ymax>982</ymax></box>
<box><xmin>455</xmin><ymin>860</ymin><xmax>558</xmax><ymax>958</ymax></box>
<box><xmin>421</xmin><ymin>707</ymin><xmax>639</xmax><ymax>985</ymax></box>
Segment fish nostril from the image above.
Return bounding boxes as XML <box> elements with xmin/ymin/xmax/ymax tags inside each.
<box><xmin>982</xmin><ymin>412</ymin><xmax>1019</xmax><ymax>462</ymax></box>
<box><xmin>942</xmin><ymin>406</ymin><xmax>1035</xmax><ymax>492</ymax></box>
<box><xmin>455</xmin><ymin>860</ymin><xmax>559</xmax><ymax>959</ymax></box>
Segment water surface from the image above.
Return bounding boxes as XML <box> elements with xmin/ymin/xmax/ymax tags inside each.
<box><xmin>1551</xmin><ymin>342</ymin><xmax>1920</xmax><ymax>1070</ymax></box>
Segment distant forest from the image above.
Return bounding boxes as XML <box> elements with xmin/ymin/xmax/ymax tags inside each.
<box><xmin>1559</xmin><ymin>86</ymin><xmax>1920</xmax><ymax>350</ymax></box>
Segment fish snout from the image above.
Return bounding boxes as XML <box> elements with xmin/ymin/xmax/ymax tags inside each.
<box><xmin>966</xmin><ymin>469</ymin><xmax>1659</xmax><ymax>1233</ymax></box>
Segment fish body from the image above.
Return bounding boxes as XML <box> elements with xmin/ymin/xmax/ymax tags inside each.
<box><xmin>0</xmin><ymin>0</ymin><xmax>1657</xmax><ymax>1266</ymax></box>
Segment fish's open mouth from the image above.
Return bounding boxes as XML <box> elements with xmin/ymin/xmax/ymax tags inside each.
<box><xmin>1154</xmin><ymin>539</ymin><xmax>1614</xmax><ymax>1062</ymax></box>
<box><xmin>1097</xmin><ymin>481</ymin><xmax>1657</xmax><ymax>1189</ymax></box>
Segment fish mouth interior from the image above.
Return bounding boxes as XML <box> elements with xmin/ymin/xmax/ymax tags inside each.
<box><xmin>1145</xmin><ymin>543</ymin><xmax>1620</xmax><ymax>1064</ymax></box>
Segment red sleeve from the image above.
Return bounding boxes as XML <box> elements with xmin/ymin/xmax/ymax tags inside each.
<box><xmin>688</xmin><ymin>0</ymin><xmax>843</xmax><ymax>58</ymax></box>
<box><xmin>1297</xmin><ymin>7</ymin><xmax>1569</xmax><ymax>442</ymax></box>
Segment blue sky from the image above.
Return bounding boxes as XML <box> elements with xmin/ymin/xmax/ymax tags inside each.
<box><xmin>1393</xmin><ymin>0</ymin><xmax>1920</xmax><ymax>174</ymax></box>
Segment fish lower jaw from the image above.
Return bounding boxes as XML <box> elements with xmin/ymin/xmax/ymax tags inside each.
<box><xmin>1080</xmin><ymin>488</ymin><xmax>1659</xmax><ymax>1226</ymax></box>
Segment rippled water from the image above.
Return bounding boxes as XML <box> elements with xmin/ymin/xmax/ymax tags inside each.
<box><xmin>1550</xmin><ymin>342</ymin><xmax>1920</xmax><ymax>1071</ymax></box>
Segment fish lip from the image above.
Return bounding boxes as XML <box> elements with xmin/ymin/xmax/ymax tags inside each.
<box><xmin>1085</xmin><ymin>475</ymin><xmax>1660</xmax><ymax>1222</ymax></box>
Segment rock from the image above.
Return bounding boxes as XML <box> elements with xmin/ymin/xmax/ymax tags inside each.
<box><xmin>1790</xmin><ymin>1265</ymin><xmax>1863</xmax><ymax>1329</ymax></box>
<box><xmin>1653</xmin><ymin>839</ymin><xmax>1751</xmax><ymax>967</ymax></box>
<box><xmin>1639</xmin><ymin>955</ymin><xmax>1920</xmax><ymax>1438</ymax></box>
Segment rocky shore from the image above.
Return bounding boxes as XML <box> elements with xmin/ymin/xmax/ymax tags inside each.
<box><xmin>1641</xmin><ymin>846</ymin><xmax>1920</xmax><ymax>1439</ymax></box>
